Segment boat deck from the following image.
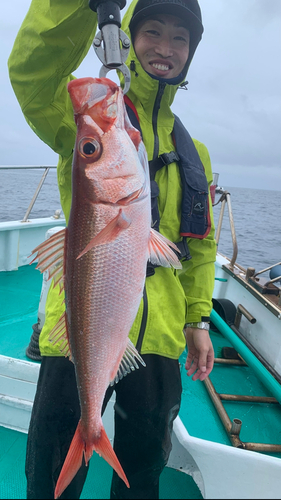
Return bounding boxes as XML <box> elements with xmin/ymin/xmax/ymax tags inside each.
<box><xmin>0</xmin><ymin>426</ymin><xmax>202</xmax><ymax>499</ymax></box>
<box><xmin>180</xmin><ymin>339</ymin><xmax>281</xmax><ymax>455</ymax></box>
<box><xmin>0</xmin><ymin>264</ymin><xmax>42</xmax><ymax>362</ymax></box>
<box><xmin>0</xmin><ymin>264</ymin><xmax>281</xmax><ymax>498</ymax></box>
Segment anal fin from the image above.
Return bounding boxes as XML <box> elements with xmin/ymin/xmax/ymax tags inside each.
<box><xmin>110</xmin><ymin>339</ymin><xmax>146</xmax><ymax>386</ymax></box>
<box><xmin>49</xmin><ymin>311</ymin><xmax>72</xmax><ymax>361</ymax></box>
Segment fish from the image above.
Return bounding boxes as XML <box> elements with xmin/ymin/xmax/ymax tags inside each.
<box><xmin>30</xmin><ymin>77</ymin><xmax>182</xmax><ymax>499</ymax></box>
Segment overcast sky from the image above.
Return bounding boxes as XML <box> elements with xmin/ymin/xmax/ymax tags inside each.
<box><xmin>1</xmin><ymin>0</ymin><xmax>281</xmax><ymax>191</ymax></box>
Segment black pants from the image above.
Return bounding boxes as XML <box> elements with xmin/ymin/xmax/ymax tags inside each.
<box><xmin>26</xmin><ymin>355</ymin><xmax>182</xmax><ymax>499</ymax></box>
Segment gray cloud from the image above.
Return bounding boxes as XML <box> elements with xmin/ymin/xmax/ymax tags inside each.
<box><xmin>172</xmin><ymin>0</ymin><xmax>281</xmax><ymax>189</ymax></box>
<box><xmin>249</xmin><ymin>0</ymin><xmax>281</xmax><ymax>24</ymax></box>
<box><xmin>1</xmin><ymin>0</ymin><xmax>281</xmax><ymax>190</ymax></box>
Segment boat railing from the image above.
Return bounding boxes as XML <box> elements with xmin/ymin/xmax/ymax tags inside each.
<box><xmin>2</xmin><ymin>166</ymin><xmax>280</xmax><ymax>286</ymax></box>
<box><xmin>213</xmin><ymin>186</ymin><xmax>281</xmax><ymax>302</ymax></box>
<box><xmin>0</xmin><ymin>165</ymin><xmax>60</xmax><ymax>222</ymax></box>
<box><xmin>252</xmin><ymin>262</ymin><xmax>281</xmax><ymax>286</ymax></box>
<box><xmin>213</xmin><ymin>188</ymin><xmax>238</xmax><ymax>269</ymax></box>
<box><xmin>0</xmin><ymin>166</ymin><xmax>239</xmax><ymax>268</ymax></box>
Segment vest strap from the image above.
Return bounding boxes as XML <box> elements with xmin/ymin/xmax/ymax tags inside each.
<box><xmin>149</xmin><ymin>151</ymin><xmax>180</xmax><ymax>180</ymax></box>
<box><xmin>174</xmin><ymin>238</ymin><xmax>192</xmax><ymax>262</ymax></box>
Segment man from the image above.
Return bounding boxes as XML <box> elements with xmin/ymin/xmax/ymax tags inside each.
<box><xmin>8</xmin><ymin>0</ymin><xmax>216</xmax><ymax>498</ymax></box>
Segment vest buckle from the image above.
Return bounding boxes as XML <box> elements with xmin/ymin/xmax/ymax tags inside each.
<box><xmin>159</xmin><ymin>151</ymin><xmax>180</xmax><ymax>166</ymax></box>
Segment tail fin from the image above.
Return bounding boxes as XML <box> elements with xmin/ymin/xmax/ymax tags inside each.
<box><xmin>91</xmin><ymin>426</ymin><xmax>129</xmax><ymax>488</ymax></box>
<box><xmin>54</xmin><ymin>421</ymin><xmax>129</xmax><ymax>499</ymax></box>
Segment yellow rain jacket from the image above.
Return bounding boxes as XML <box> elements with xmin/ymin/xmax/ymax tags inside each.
<box><xmin>8</xmin><ymin>0</ymin><xmax>216</xmax><ymax>359</ymax></box>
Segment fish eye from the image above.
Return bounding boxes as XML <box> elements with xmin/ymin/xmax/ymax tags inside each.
<box><xmin>83</xmin><ymin>142</ymin><xmax>96</xmax><ymax>155</ymax></box>
<box><xmin>79</xmin><ymin>138</ymin><xmax>102</xmax><ymax>159</ymax></box>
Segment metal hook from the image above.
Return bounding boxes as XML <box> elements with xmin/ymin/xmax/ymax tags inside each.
<box><xmin>93</xmin><ymin>27</ymin><xmax>131</xmax><ymax>94</ymax></box>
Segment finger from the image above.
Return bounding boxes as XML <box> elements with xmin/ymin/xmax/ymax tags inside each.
<box><xmin>185</xmin><ymin>352</ymin><xmax>194</xmax><ymax>370</ymax></box>
<box><xmin>192</xmin><ymin>370</ymin><xmax>202</xmax><ymax>381</ymax></box>
<box><xmin>187</xmin><ymin>358</ymin><xmax>199</xmax><ymax>377</ymax></box>
<box><xmin>192</xmin><ymin>361</ymin><xmax>213</xmax><ymax>382</ymax></box>
<box><xmin>198</xmin><ymin>352</ymin><xmax>208</xmax><ymax>375</ymax></box>
<box><xmin>197</xmin><ymin>353</ymin><xmax>214</xmax><ymax>381</ymax></box>
<box><xmin>204</xmin><ymin>352</ymin><xmax>214</xmax><ymax>374</ymax></box>
<box><xmin>200</xmin><ymin>366</ymin><xmax>213</xmax><ymax>380</ymax></box>
<box><xmin>191</xmin><ymin>368</ymin><xmax>209</xmax><ymax>382</ymax></box>
<box><xmin>198</xmin><ymin>370</ymin><xmax>209</xmax><ymax>381</ymax></box>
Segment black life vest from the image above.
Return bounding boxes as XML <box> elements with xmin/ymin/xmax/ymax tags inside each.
<box><xmin>124</xmin><ymin>96</ymin><xmax>211</xmax><ymax>273</ymax></box>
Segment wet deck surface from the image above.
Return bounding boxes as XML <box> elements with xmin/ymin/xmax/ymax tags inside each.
<box><xmin>1</xmin><ymin>264</ymin><xmax>281</xmax><ymax>453</ymax></box>
<box><xmin>180</xmin><ymin>337</ymin><xmax>281</xmax><ymax>457</ymax></box>
<box><xmin>0</xmin><ymin>264</ymin><xmax>42</xmax><ymax>362</ymax></box>
<box><xmin>1</xmin><ymin>264</ymin><xmax>281</xmax><ymax>499</ymax></box>
<box><xmin>0</xmin><ymin>426</ymin><xmax>202</xmax><ymax>499</ymax></box>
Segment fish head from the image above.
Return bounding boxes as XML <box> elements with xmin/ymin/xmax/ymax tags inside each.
<box><xmin>68</xmin><ymin>77</ymin><xmax>149</xmax><ymax>205</ymax></box>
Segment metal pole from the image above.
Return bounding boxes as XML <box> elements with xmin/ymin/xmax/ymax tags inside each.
<box><xmin>203</xmin><ymin>377</ymin><xmax>243</xmax><ymax>448</ymax></box>
<box><xmin>0</xmin><ymin>165</ymin><xmax>56</xmax><ymax>169</ymax></box>
<box><xmin>203</xmin><ymin>377</ymin><xmax>281</xmax><ymax>452</ymax></box>
<box><xmin>255</xmin><ymin>261</ymin><xmax>281</xmax><ymax>278</ymax></box>
<box><xmin>203</xmin><ymin>377</ymin><xmax>232</xmax><ymax>433</ymax></box>
<box><xmin>22</xmin><ymin>167</ymin><xmax>50</xmax><ymax>222</ymax></box>
<box><xmin>243</xmin><ymin>442</ymin><xmax>281</xmax><ymax>453</ymax></box>
<box><xmin>215</xmin><ymin>197</ymin><xmax>226</xmax><ymax>245</ymax></box>
<box><xmin>218</xmin><ymin>393</ymin><xmax>279</xmax><ymax>404</ymax></box>
<box><xmin>226</xmin><ymin>192</ymin><xmax>238</xmax><ymax>268</ymax></box>
<box><xmin>234</xmin><ymin>303</ymin><xmax>256</xmax><ymax>329</ymax></box>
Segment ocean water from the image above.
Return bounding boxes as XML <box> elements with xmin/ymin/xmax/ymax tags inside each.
<box><xmin>0</xmin><ymin>168</ymin><xmax>280</xmax><ymax>274</ymax></box>
<box><xmin>0</xmin><ymin>168</ymin><xmax>61</xmax><ymax>222</ymax></box>
<box><xmin>212</xmin><ymin>186</ymin><xmax>281</xmax><ymax>274</ymax></box>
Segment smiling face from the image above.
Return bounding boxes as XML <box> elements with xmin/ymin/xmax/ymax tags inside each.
<box><xmin>133</xmin><ymin>14</ymin><xmax>190</xmax><ymax>79</ymax></box>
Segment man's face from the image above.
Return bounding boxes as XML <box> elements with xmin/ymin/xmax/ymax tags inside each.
<box><xmin>133</xmin><ymin>14</ymin><xmax>190</xmax><ymax>79</ymax></box>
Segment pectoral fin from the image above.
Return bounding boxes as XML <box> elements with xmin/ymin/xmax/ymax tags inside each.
<box><xmin>148</xmin><ymin>228</ymin><xmax>182</xmax><ymax>269</ymax></box>
<box><xmin>77</xmin><ymin>209</ymin><xmax>131</xmax><ymax>259</ymax></box>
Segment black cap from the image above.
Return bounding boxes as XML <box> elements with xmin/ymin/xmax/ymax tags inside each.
<box><xmin>129</xmin><ymin>0</ymin><xmax>204</xmax><ymax>74</ymax></box>
<box><xmin>130</xmin><ymin>0</ymin><xmax>203</xmax><ymax>39</ymax></box>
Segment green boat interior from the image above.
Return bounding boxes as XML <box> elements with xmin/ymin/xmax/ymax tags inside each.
<box><xmin>0</xmin><ymin>263</ymin><xmax>281</xmax><ymax>498</ymax></box>
<box><xmin>0</xmin><ymin>425</ymin><xmax>202</xmax><ymax>499</ymax></box>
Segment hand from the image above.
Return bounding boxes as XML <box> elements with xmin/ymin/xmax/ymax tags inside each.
<box><xmin>184</xmin><ymin>327</ymin><xmax>214</xmax><ymax>381</ymax></box>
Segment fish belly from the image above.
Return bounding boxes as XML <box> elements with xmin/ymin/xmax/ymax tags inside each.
<box><xmin>65</xmin><ymin>199</ymin><xmax>150</xmax><ymax>427</ymax></box>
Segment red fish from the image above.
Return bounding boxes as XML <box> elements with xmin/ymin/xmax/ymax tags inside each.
<box><xmin>30</xmin><ymin>77</ymin><xmax>181</xmax><ymax>498</ymax></box>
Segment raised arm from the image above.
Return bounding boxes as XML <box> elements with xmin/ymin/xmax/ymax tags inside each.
<box><xmin>8</xmin><ymin>0</ymin><xmax>98</xmax><ymax>158</ymax></box>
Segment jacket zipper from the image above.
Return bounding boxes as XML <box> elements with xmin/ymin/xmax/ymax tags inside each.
<box><xmin>152</xmin><ymin>82</ymin><xmax>166</xmax><ymax>159</ymax></box>
<box><xmin>136</xmin><ymin>82</ymin><xmax>166</xmax><ymax>353</ymax></box>
<box><xmin>136</xmin><ymin>286</ymin><xmax>148</xmax><ymax>352</ymax></box>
